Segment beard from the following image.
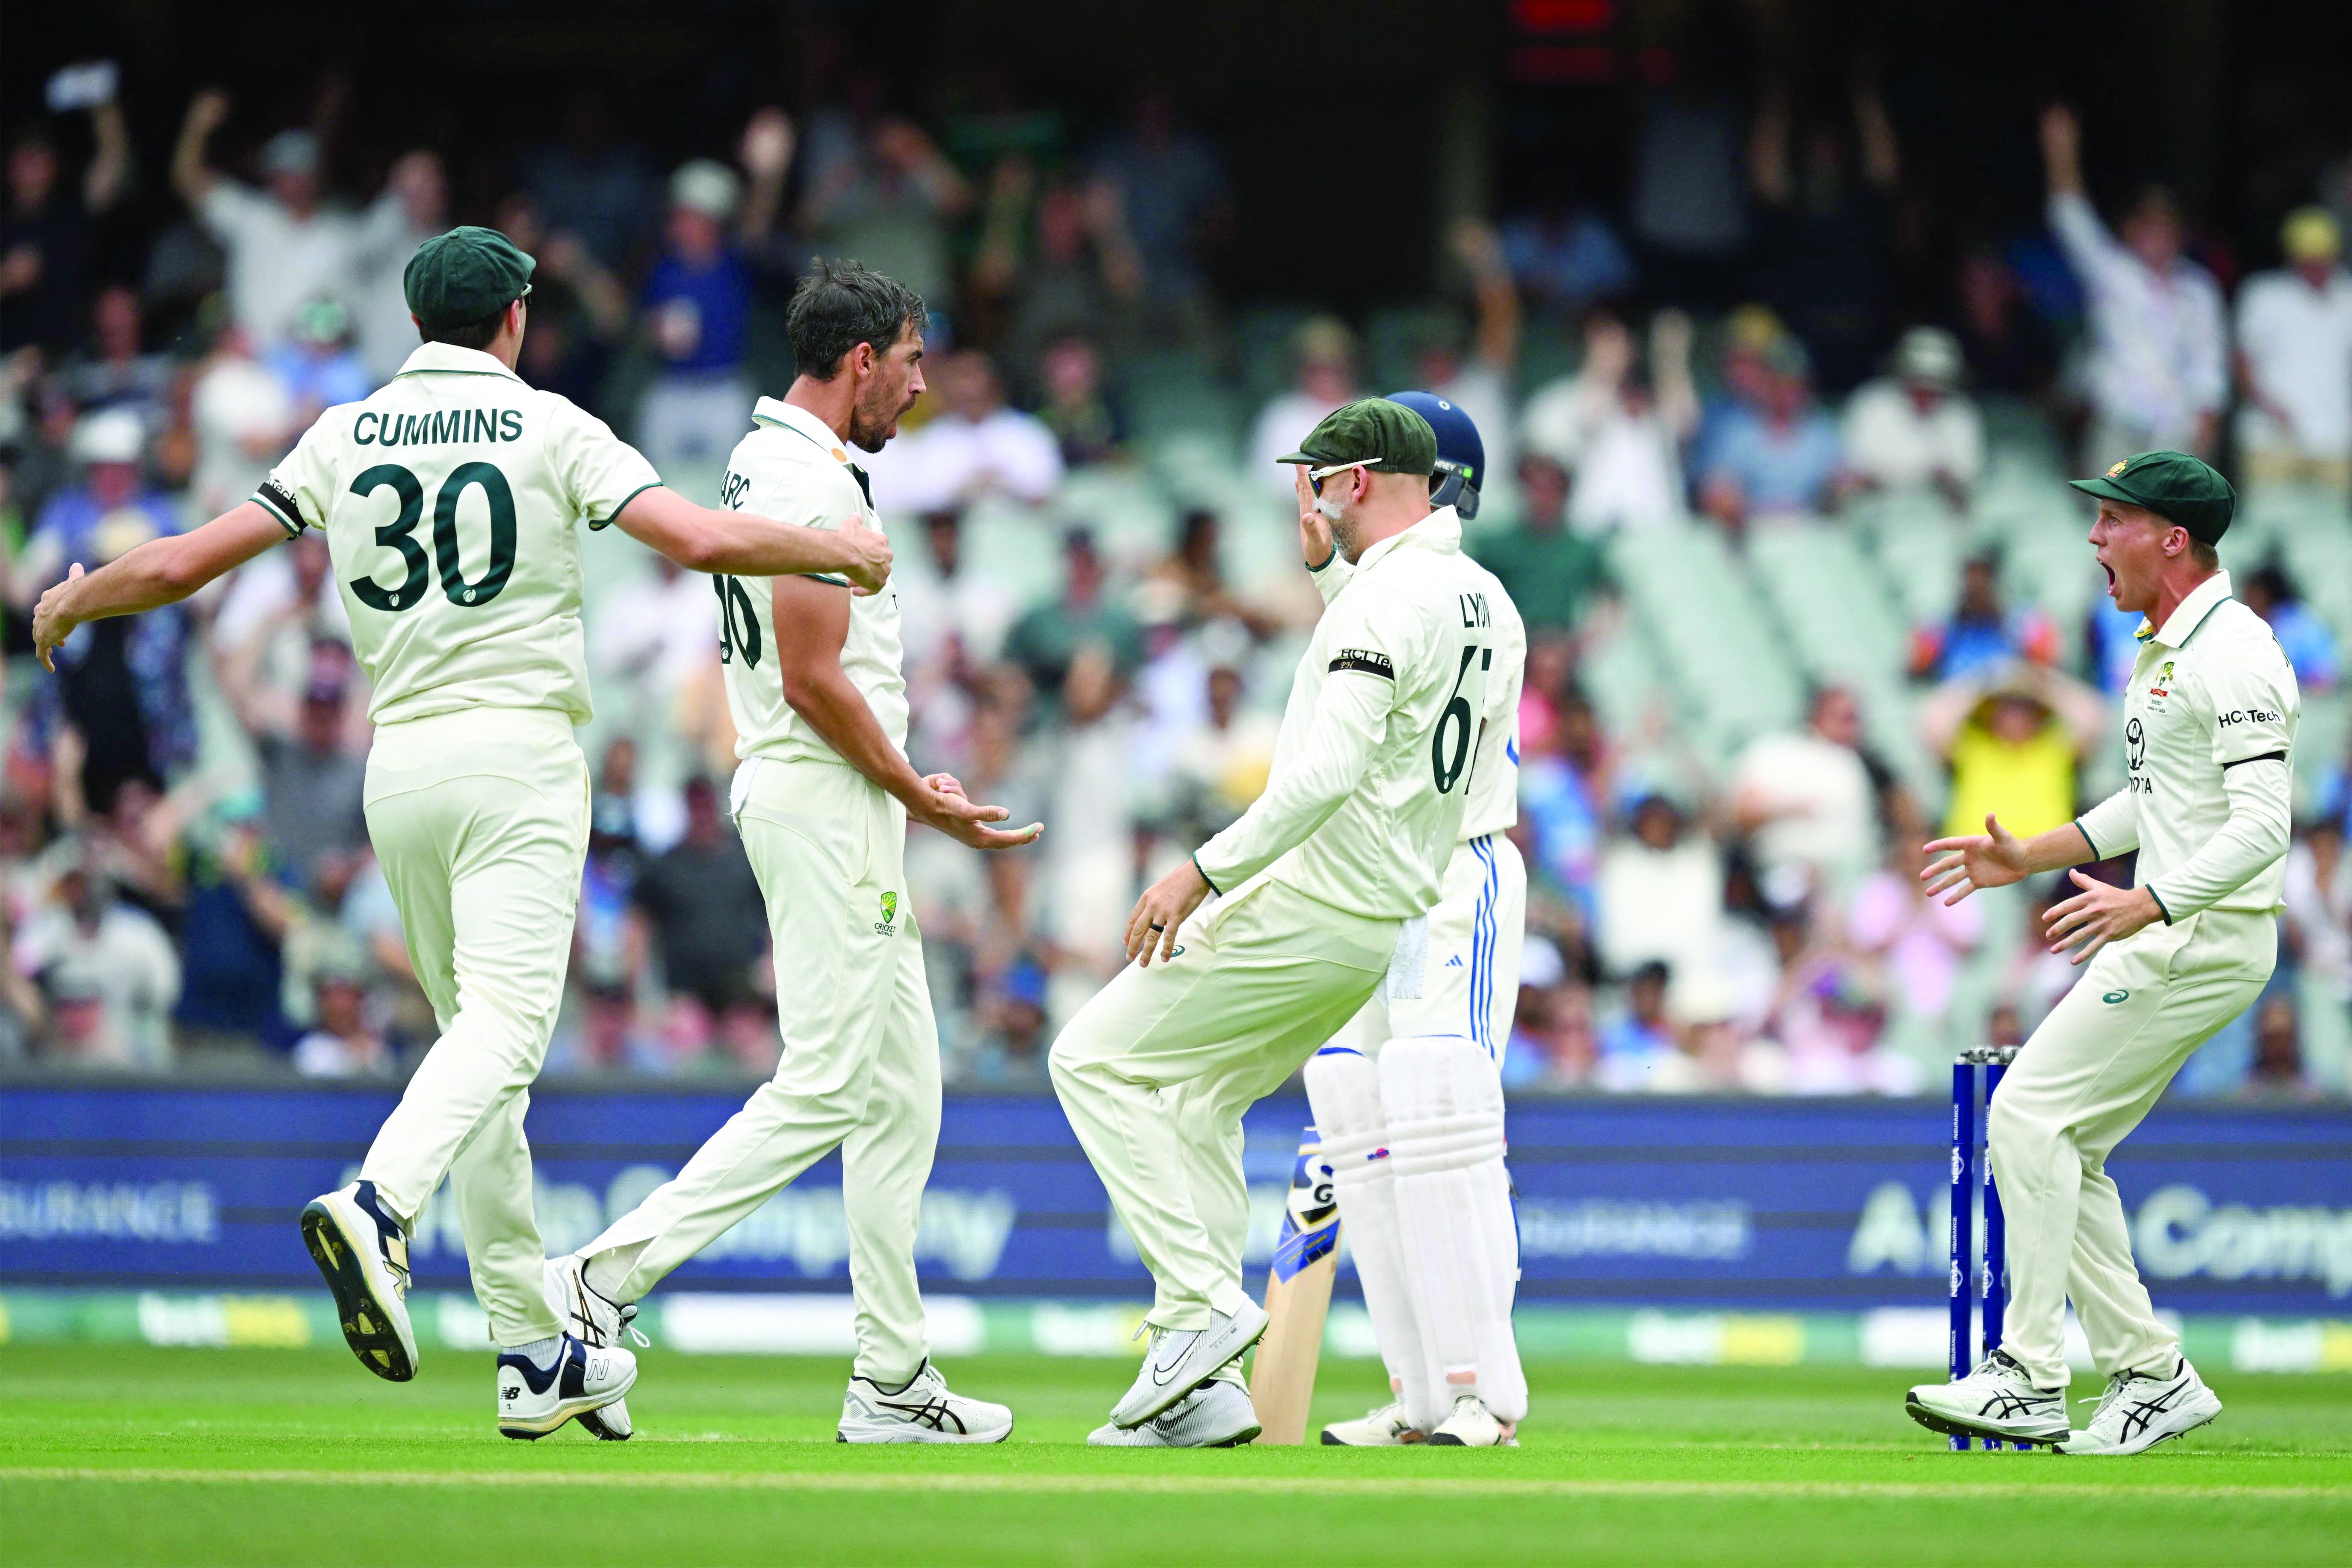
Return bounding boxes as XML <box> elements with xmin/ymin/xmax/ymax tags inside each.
<box><xmin>845</xmin><ymin>385</ymin><xmax>904</xmax><ymax>453</ymax></box>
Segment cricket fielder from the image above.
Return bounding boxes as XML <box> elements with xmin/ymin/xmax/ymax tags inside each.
<box><xmin>30</xmin><ymin>227</ymin><xmax>892</xmax><ymax>1439</ymax></box>
<box><xmin>1306</xmin><ymin>392</ymin><xmax>1530</xmax><ymax>1449</ymax></box>
<box><xmin>548</xmin><ymin>261</ymin><xmax>1036</xmax><ymax>1444</ymax></box>
<box><xmin>1905</xmin><ymin>452</ymin><xmax>2296</xmax><ymax>1454</ymax></box>
<box><xmin>1052</xmin><ymin>399</ymin><xmax>1493</xmax><ymax>1447</ymax></box>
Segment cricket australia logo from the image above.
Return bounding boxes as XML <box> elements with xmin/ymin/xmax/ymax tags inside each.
<box><xmin>874</xmin><ymin>891</ymin><xmax>899</xmax><ymax>937</ymax></box>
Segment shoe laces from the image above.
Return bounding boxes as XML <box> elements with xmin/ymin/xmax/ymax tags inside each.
<box><xmin>2078</xmin><ymin>1369</ymin><xmax>2137</xmax><ymax>1419</ymax></box>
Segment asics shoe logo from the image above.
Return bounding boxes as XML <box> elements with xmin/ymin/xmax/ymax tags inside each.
<box><xmin>877</xmin><ymin>1397</ymin><xmax>966</xmax><ymax>1434</ymax></box>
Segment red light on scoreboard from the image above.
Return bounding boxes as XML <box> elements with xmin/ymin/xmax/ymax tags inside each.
<box><xmin>1511</xmin><ymin>0</ymin><xmax>1617</xmax><ymax>35</ymax></box>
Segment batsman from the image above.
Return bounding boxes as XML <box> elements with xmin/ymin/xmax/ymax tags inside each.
<box><xmin>1049</xmin><ymin>399</ymin><xmax>1492</xmax><ymax>1448</ymax></box>
<box><xmin>1905</xmin><ymin>452</ymin><xmax>2297</xmax><ymax>1454</ymax></box>
<box><xmin>1305</xmin><ymin>393</ymin><xmax>1528</xmax><ymax>1449</ymax></box>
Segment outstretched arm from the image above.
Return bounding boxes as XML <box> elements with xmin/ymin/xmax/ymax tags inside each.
<box><xmin>610</xmin><ymin>485</ymin><xmax>893</xmax><ymax>592</ymax></box>
<box><xmin>769</xmin><ymin>574</ymin><xmax>1040</xmax><ymax>851</ymax></box>
<box><xmin>33</xmin><ymin>502</ymin><xmax>286</xmax><ymax>669</ymax></box>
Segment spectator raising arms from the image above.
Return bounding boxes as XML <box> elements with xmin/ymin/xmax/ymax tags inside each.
<box><xmin>2039</xmin><ymin>104</ymin><xmax>2226</xmax><ymax>466</ymax></box>
<box><xmin>172</xmin><ymin>90</ymin><xmax>361</xmax><ymax>351</ymax></box>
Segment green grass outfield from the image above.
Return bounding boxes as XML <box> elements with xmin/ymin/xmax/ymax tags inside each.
<box><xmin>2</xmin><ymin>1346</ymin><xmax>2346</xmax><ymax>1568</ymax></box>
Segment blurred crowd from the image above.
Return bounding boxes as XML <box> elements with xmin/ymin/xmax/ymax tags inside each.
<box><xmin>1</xmin><ymin>53</ymin><xmax>2348</xmax><ymax>1100</ymax></box>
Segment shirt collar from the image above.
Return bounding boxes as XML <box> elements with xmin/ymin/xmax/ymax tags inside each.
<box><xmin>2144</xmin><ymin>569</ymin><xmax>2234</xmax><ymax>649</ymax></box>
<box><xmin>1351</xmin><ymin>505</ymin><xmax>1463</xmax><ymax>573</ymax></box>
<box><xmin>393</xmin><ymin>342</ymin><xmax>523</xmax><ymax>382</ymax></box>
<box><xmin>752</xmin><ymin>396</ymin><xmax>856</xmax><ymax>462</ymax></box>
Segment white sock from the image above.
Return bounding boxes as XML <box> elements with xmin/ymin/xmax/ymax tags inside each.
<box><xmin>510</xmin><ymin>1336</ymin><xmax>561</xmax><ymax>1370</ymax></box>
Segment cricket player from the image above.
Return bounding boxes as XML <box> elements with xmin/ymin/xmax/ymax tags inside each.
<box><xmin>546</xmin><ymin>261</ymin><xmax>1036</xmax><ymax>1444</ymax></box>
<box><xmin>1051</xmin><ymin>399</ymin><xmax>1493</xmax><ymax>1447</ymax></box>
<box><xmin>1905</xmin><ymin>452</ymin><xmax>2296</xmax><ymax>1454</ymax></box>
<box><xmin>1306</xmin><ymin>392</ymin><xmax>1530</xmax><ymax>1449</ymax></box>
<box><xmin>31</xmin><ymin>226</ymin><xmax>893</xmax><ymax>1441</ymax></box>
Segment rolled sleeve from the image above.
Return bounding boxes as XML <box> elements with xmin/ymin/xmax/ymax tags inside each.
<box><xmin>254</xmin><ymin>419</ymin><xmax>340</xmax><ymax>536</ymax></box>
<box><xmin>2074</xmin><ymin>788</ymin><xmax>2139</xmax><ymax>861</ymax></box>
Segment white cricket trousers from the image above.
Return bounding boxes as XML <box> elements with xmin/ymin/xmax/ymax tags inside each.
<box><xmin>1049</xmin><ymin>877</ymin><xmax>1395</xmax><ymax>1331</ymax></box>
<box><xmin>357</xmin><ymin>706</ymin><xmax>587</xmax><ymax>1349</ymax></box>
<box><xmin>581</xmin><ymin>756</ymin><xmax>942</xmax><ymax>1384</ymax></box>
<box><xmin>1989</xmin><ymin>907</ymin><xmax>2275</xmax><ymax>1388</ymax></box>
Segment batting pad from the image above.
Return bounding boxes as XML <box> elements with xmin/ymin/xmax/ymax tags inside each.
<box><xmin>1379</xmin><ymin>1034</ymin><xmax>1527</xmax><ymax>1424</ymax></box>
<box><xmin>1303</xmin><ymin>1045</ymin><xmax>1438</xmax><ymax>1433</ymax></box>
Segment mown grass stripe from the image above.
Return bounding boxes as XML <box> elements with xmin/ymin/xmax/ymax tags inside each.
<box><xmin>3</xmin><ymin>1468</ymin><xmax>2346</xmax><ymax>1501</ymax></box>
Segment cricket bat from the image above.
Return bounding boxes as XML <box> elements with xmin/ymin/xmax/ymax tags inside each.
<box><xmin>1251</xmin><ymin>1125</ymin><xmax>1341</xmax><ymax>1444</ymax></box>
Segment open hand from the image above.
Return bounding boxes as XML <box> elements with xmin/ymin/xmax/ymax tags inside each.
<box><xmin>1920</xmin><ymin>813</ymin><xmax>2029</xmax><ymax>906</ymax></box>
<box><xmin>2044</xmin><ymin>869</ymin><xmax>2161</xmax><ymax>966</ymax></box>
<box><xmin>1294</xmin><ymin>466</ymin><xmax>1335</xmax><ymax>571</ymax></box>
<box><xmin>1124</xmin><ymin>857</ymin><xmax>1211</xmax><ymax>967</ymax></box>
<box><xmin>32</xmin><ymin>563</ymin><xmax>84</xmax><ymax>672</ymax></box>
<box><xmin>916</xmin><ymin>783</ymin><xmax>1040</xmax><ymax>852</ymax></box>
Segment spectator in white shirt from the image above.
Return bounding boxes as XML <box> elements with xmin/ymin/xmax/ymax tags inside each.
<box><xmin>1730</xmin><ymin>685</ymin><xmax>1881</xmax><ymax>907</ymax></box>
<box><xmin>2039</xmin><ymin>105</ymin><xmax>2226</xmax><ymax>465</ymax></box>
<box><xmin>20</xmin><ymin>850</ymin><xmax>180</xmax><ymax>1070</ymax></box>
<box><xmin>187</xmin><ymin>324</ymin><xmax>295</xmax><ymax>519</ymax></box>
<box><xmin>171</xmin><ymin>92</ymin><xmax>360</xmax><ymax>351</ymax></box>
<box><xmin>349</xmin><ymin>151</ymin><xmax>448</xmax><ymax>387</ymax></box>
<box><xmin>1596</xmin><ymin>795</ymin><xmax>1728</xmax><ymax>1003</ymax></box>
<box><xmin>2234</xmin><ymin>207</ymin><xmax>2352</xmax><ymax>496</ymax></box>
<box><xmin>1841</xmin><ymin>325</ymin><xmax>1984</xmax><ymax>510</ymax></box>
<box><xmin>1247</xmin><ymin>316</ymin><xmax>1359</xmax><ymax>494</ymax></box>
<box><xmin>869</xmin><ymin>348</ymin><xmax>1060</xmax><ymax>515</ymax></box>
<box><xmin>1520</xmin><ymin>307</ymin><xmax>1699</xmax><ymax>532</ymax></box>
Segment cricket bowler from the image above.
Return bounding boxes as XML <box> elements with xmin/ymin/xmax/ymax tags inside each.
<box><xmin>1304</xmin><ymin>392</ymin><xmax>1530</xmax><ymax>1449</ymax></box>
<box><xmin>547</xmin><ymin>260</ymin><xmax>1038</xmax><ymax>1444</ymax></box>
<box><xmin>1050</xmin><ymin>399</ymin><xmax>1493</xmax><ymax>1447</ymax></box>
<box><xmin>30</xmin><ymin>226</ymin><xmax>893</xmax><ymax>1440</ymax></box>
<box><xmin>1904</xmin><ymin>451</ymin><xmax>2297</xmax><ymax>1453</ymax></box>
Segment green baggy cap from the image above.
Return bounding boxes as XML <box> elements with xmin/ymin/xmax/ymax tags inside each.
<box><xmin>1276</xmin><ymin>398</ymin><xmax>1438</xmax><ymax>476</ymax></box>
<box><xmin>404</xmin><ymin>226</ymin><xmax>536</xmax><ymax>330</ymax></box>
<box><xmin>2067</xmin><ymin>450</ymin><xmax>2236</xmax><ymax>544</ymax></box>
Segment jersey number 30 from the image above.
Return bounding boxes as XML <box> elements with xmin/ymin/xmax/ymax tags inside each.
<box><xmin>346</xmin><ymin>462</ymin><xmax>518</xmax><ymax>612</ymax></box>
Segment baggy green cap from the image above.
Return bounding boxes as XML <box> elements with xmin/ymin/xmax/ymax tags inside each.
<box><xmin>1276</xmin><ymin>398</ymin><xmax>1438</xmax><ymax>476</ymax></box>
<box><xmin>2067</xmin><ymin>450</ymin><xmax>2236</xmax><ymax>544</ymax></box>
<box><xmin>404</xmin><ymin>226</ymin><xmax>536</xmax><ymax>330</ymax></box>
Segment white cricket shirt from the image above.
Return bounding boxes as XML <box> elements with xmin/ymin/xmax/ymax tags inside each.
<box><xmin>712</xmin><ymin>397</ymin><xmax>908</xmax><ymax>766</ymax></box>
<box><xmin>2075</xmin><ymin>571</ymin><xmax>2301</xmax><ymax>918</ymax></box>
<box><xmin>256</xmin><ymin>342</ymin><xmax>661</xmax><ymax>726</ymax></box>
<box><xmin>1197</xmin><ymin>506</ymin><xmax>1494</xmax><ymax>921</ymax></box>
<box><xmin>1313</xmin><ymin>524</ymin><xmax>1524</xmax><ymax>842</ymax></box>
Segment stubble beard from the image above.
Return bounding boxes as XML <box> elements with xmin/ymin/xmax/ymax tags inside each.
<box><xmin>846</xmin><ymin>383</ymin><xmax>904</xmax><ymax>453</ymax></box>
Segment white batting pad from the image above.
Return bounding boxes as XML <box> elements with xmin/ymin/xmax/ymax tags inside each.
<box><xmin>1380</xmin><ymin>1034</ymin><xmax>1527</xmax><ymax>1424</ymax></box>
<box><xmin>1302</xmin><ymin>1044</ymin><xmax>1438</xmax><ymax>1433</ymax></box>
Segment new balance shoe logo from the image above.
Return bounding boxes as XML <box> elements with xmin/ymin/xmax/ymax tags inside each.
<box><xmin>502</xmin><ymin>1385</ymin><xmax>522</xmax><ymax>1403</ymax></box>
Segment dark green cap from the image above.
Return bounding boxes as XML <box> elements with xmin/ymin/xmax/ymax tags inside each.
<box><xmin>2067</xmin><ymin>450</ymin><xmax>2236</xmax><ymax>544</ymax></box>
<box><xmin>1276</xmin><ymin>398</ymin><xmax>1438</xmax><ymax>476</ymax></box>
<box><xmin>403</xmin><ymin>226</ymin><xmax>535</xmax><ymax>330</ymax></box>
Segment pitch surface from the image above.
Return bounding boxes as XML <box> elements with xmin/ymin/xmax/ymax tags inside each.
<box><xmin>3</xmin><ymin>1347</ymin><xmax>2346</xmax><ymax>1565</ymax></box>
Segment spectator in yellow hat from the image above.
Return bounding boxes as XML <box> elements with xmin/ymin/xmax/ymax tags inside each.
<box><xmin>2234</xmin><ymin>206</ymin><xmax>2352</xmax><ymax>497</ymax></box>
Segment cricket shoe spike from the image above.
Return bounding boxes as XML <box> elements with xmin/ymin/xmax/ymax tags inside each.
<box><xmin>1320</xmin><ymin>1400</ymin><xmax>1424</xmax><ymax>1446</ymax></box>
<box><xmin>1426</xmin><ymin>1391</ymin><xmax>1509</xmax><ymax>1447</ymax></box>
<box><xmin>497</xmin><ymin>1335</ymin><xmax>636</xmax><ymax>1440</ymax></box>
<box><xmin>300</xmin><ymin>1181</ymin><xmax>417</xmax><ymax>1382</ymax></box>
<box><xmin>2057</xmin><ymin>1358</ymin><xmax>2222</xmax><ymax>1456</ymax></box>
<box><xmin>837</xmin><ymin>1359</ymin><xmax>1012</xmax><ymax>1444</ymax></box>
<box><xmin>1110</xmin><ymin>1302</ymin><xmax>1271</xmax><ymax>1428</ymax></box>
<box><xmin>542</xmin><ymin>1256</ymin><xmax>646</xmax><ymax>1440</ymax></box>
<box><xmin>1088</xmin><ymin>1380</ymin><xmax>1262</xmax><ymax>1447</ymax></box>
<box><xmin>1905</xmin><ymin>1348</ymin><xmax>2069</xmax><ymax>1447</ymax></box>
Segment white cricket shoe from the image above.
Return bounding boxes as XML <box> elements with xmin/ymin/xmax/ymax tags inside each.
<box><xmin>1427</xmin><ymin>1391</ymin><xmax>1509</xmax><ymax>1447</ymax></box>
<box><xmin>300</xmin><ymin>1181</ymin><xmax>417</xmax><ymax>1382</ymax></box>
<box><xmin>1089</xmin><ymin>1379</ymin><xmax>1262</xmax><ymax>1447</ymax></box>
<box><xmin>1320</xmin><ymin>1400</ymin><xmax>1424</xmax><ymax>1446</ymax></box>
<box><xmin>543</xmin><ymin>1256</ymin><xmax>645</xmax><ymax>1441</ymax></box>
<box><xmin>837</xmin><ymin>1359</ymin><xmax>1013</xmax><ymax>1444</ymax></box>
<box><xmin>1905</xmin><ymin>1349</ymin><xmax>2069</xmax><ymax>1447</ymax></box>
<box><xmin>496</xmin><ymin>1335</ymin><xmax>636</xmax><ymax>1440</ymax></box>
<box><xmin>2057</xmin><ymin>1358</ymin><xmax>2222</xmax><ymax>1456</ymax></box>
<box><xmin>1109</xmin><ymin>1303</ymin><xmax>1271</xmax><ymax>1428</ymax></box>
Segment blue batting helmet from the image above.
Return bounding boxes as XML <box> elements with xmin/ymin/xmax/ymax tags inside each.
<box><xmin>1383</xmin><ymin>390</ymin><xmax>1484</xmax><ymax>520</ymax></box>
